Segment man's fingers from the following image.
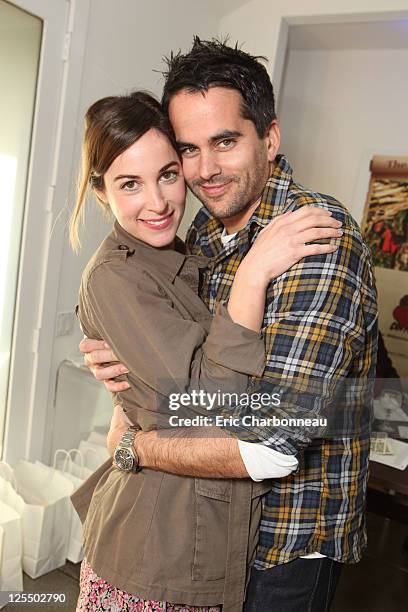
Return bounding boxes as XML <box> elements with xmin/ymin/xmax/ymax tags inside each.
<box><xmin>84</xmin><ymin>348</ymin><xmax>120</xmax><ymax>366</ymax></box>
<box><xmin>105</xmin><ymin>380</ymin><xmax>131</xmax><ymax>393</ymax></box>
<box><xmin>91</xmin><ymin>363</ymin><xmax>129</xmax><ymax>380</ymax></box>
<box><xmin>79</xmin><ymin>338</ymin><xmax>108</xmax><ymax>353</ymax></box>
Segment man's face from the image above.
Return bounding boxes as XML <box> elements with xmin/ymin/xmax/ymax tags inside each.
<box><xmin>168</xmin><ymin>87</ymin><xmax>280</xmax><ymax>232</ymax></box>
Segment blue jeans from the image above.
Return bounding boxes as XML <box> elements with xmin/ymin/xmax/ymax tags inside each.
<box><xmin>244</xmin><ymin>557</ymin><xmax>342</xmax><ymax>612</ymax></box>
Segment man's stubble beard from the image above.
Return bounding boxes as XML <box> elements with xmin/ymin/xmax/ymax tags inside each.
<box><xmin>188</xmin><ymin>148</ymin><xmax>270</xmax><ymax>222</ymax></box>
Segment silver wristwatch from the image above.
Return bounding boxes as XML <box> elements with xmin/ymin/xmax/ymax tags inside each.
<box><xmin>113</xmin><ymin>425</ymin><xmax>141</xmax><ymax>473</ymax></box>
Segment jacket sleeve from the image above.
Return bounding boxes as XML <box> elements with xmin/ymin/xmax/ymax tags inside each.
<box><xmin>77</xmin><ymin>258</ymin><xmax>265</xmax><ymax>411</ymax></box>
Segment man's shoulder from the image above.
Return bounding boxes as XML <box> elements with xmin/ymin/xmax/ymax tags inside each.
<box><xmin>186</xmin><ymin>206</ymin><xmax>212</xmax><ymax>252</ymax></box>
<box><xmin>288</xmin><ymin>182</ymin><xmax>358</xmax><ymax>231</ymax></box>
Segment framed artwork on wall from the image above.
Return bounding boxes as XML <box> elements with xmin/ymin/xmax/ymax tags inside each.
<box><xmin>361</xmin><ymin>156</ymin><xmax>408</xmax><ymax>379</ymax></box>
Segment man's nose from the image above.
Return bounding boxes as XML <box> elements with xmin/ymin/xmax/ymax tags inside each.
<box><xmin>199</xmin><ymin>152</ymin><xmax>222</xmax><ymax>182</ymax></box>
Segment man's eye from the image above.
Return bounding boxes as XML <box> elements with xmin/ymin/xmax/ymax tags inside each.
<box><xmin>180</xmin><ymin>146</ymin><xmax>197</xmax><ymax>157</ymax></box>
<box><xmin>218</xmin><ymin>139</ymin><xmax>235</xmax><ymax>149</ymax></box>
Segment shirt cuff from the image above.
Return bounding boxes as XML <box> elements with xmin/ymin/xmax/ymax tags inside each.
<box><xmin>238</xmin><ymin>440</ymin><xmax>298</xmax><ymax>481</ymax></box>
<box><xmin>204</xmin><ymin>303</ymin><xmax>265</xmax><ymax>377</ymax></box>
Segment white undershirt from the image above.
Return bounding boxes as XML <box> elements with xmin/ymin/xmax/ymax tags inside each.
<box><xmin>221</xmin><ymin>229</ymin><xmax>325</xmax><ymax>560</ymax></box>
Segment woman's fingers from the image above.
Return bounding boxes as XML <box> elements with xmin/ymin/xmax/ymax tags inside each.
<box><xmin>301</xmin><ymin>243</ymin><xmax>339</xmax><ymax>256</ymax></box>
<box><xmin>258</xmin><ymin>206</ymin><xmax>341</xmax><ymax>239</ymax></box>
<box><xmin>297</xmin><ymin>226</ymin><xmax>343</xmax><ymax>244</ymax></box>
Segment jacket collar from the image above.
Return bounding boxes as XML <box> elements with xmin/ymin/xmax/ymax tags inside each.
<box><xmin>112</xmin><ymin>220</ymin><xmax>190</xmax><ymax>281</ymax></box>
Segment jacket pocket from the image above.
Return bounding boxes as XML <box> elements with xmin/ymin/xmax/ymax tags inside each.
<box><xmin>192</xmin><ymin>478</ymin><xmax>232</xmax><ymax>581</ymax></box>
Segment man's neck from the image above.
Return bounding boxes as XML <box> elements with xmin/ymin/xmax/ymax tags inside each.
<box><xmin>221</xmin><ymin>160</ymin><xmax>276</xmax><ymax>234</ymax></box>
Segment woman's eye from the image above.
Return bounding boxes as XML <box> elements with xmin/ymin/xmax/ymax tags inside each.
<box><xmin>121</xmin><ymin>180</ymin><xmax>140</xmax><ymax>191</ymax></box>
<box><xmin>160</xmin><ymin>171</ymin><xmax>178</xmax><ymax>183</ymax></box>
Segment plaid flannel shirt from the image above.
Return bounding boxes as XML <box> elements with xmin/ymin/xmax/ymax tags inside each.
<box><xmin>186</xmin><ymin>155</ymin><xmax>378</xmax><ymax>568</ymax></box>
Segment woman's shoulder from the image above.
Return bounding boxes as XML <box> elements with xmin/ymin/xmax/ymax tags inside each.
<box><xmin>81</xmin><ymin>231</ymin><xmax>167</xmax><ymax>299</ymax></box>
<box><xmin>81</xmin><ymin>230</ymin><xmax>144</xmax><ymax>286</ymax></box>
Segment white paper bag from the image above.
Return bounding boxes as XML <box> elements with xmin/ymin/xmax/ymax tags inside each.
<box><xmin>0</xmin><ymin>463</ymin><xmax>24</xmax><ymax>595</ymax></box>
<box><xmin>0</xmin><ymin>500</ymin><xmax>23</xmax><ymax>592</ymax></box>
<box><xmin>12</xmin><ymin>460</ymin><xmax>73</xmax><ymax>578</ymax></box>
<box><xmin>77</xmin><ymin>440</ymin><xmax>110</xmax><ymax>471</ymax></box>
<box><xmin>50</xmin><ymin>450</ymin><xmax>86</xmax><ymax>563</ymax></box>
<box><xmin>54</xmin><ymin>449</ymin><xmax>93</xmax><ymax>481</ymax></box>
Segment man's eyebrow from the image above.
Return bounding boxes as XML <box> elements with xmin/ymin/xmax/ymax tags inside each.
<box><xmin>114</xmin><ymin>161</ymin><xmax>179</xmax><ymax>182</ymax></box>
<box><xmin>176</xmin><ymin>130</ymin><xmax>243</xmax><ymax>150</ymax></box>
<box><xmin>209</xmin><ymin>130</ymin><xmax>243</xmax><ymax>143</ymax></box>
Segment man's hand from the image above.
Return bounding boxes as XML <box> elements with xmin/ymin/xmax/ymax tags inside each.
<box><xmin>79</xmin><ymin>338</ymin><xmax>131</xmax><ymax>392</ymax></box>
<box><xmin>107</xmin><ymin>404</ymin><xmax>132</xmax><ymax>455</ymax></box>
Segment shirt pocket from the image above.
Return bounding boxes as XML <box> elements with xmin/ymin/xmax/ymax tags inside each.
<box><xmin>192</xmin><ymin>478</ymin><xmax>232</xmax><ymax>581</ymax></box>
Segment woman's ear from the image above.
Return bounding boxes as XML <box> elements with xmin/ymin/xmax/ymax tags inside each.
<box><xmin>265</xmin><ymin>120</ymin><xmax>281</xmax><ymax>162</ymax></box>
<box><xmin>94</xmin><ymin>188</ymin><xmax>108</xmax><ymax>205</ymax></box>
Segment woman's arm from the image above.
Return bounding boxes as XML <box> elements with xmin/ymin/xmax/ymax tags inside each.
<box><xmin>227</xmin><ymin>206</ymin><xmax>342</xmax><ymax>331</ymax></box>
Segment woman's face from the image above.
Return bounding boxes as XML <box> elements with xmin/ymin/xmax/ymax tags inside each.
<box><xmin>99</xmin><ymin>129</ymin><xmax>186</xmax><ymax>248</ymax></box>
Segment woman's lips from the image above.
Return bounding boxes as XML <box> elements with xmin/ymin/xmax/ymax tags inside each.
<box><xmin>139</xmin><ymin>211</ymin><xmax>174</xmax><ymax>231</ymax></box>
<box><xmin>200</xmin><ymin>181</ymin><xmax>232</xmax><ymax>197</ymax></box>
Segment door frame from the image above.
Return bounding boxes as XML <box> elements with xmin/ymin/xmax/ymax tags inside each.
<box><xmin>2</xmin><ymin>0</ymin><xmax>90</xmax><ymax>463</ymax></box>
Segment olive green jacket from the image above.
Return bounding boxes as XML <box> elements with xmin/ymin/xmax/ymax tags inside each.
<box><xmin>71</xmin><ymin>221</ymin><xmax>269</xmax><ymax>610</ymax></box>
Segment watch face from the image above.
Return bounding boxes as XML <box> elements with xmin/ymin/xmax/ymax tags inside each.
<box><xmin>114</xmin><ymin>448</ymin><xmax>134</xmax><ymax>471</ymax></box>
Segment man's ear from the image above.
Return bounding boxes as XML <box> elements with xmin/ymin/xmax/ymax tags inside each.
<box><xmin>265</xmin><ymin>120</ymin><xmax>281</xmax><ymax>162</ymax></box>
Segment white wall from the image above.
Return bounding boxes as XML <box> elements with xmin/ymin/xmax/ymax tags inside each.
<box><xmin>278</xmin><ymin>47</ymin><xmax>408</xmax><ymax>220</ymax></box>
<box><xmin>219</xmin><ymin>0</ymin><xmax>408</xmax><ymax>93</ymax></box>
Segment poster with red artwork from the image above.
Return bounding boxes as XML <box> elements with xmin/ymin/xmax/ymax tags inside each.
<box><xmin>362</xmin><ymin>155</ymin><xmax>408</xmax><ymax>271</ymax></box>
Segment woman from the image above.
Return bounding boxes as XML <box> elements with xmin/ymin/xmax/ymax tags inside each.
<box><xmin>70</xmin><ymin>91</ymin><xmax>341</xmax><ymax>612</ymax></box>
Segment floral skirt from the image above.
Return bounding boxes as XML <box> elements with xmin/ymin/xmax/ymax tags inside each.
<box><xmin>76</xmin><ymin>557</ymin><xmax>222</xmax><ymax>611</ymax></box>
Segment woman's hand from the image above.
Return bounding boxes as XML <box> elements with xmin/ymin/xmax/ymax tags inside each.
<box><xmin>238</xmin><ymin>206</ymin><xmax>343</xmax><ymax>288</ymax></box>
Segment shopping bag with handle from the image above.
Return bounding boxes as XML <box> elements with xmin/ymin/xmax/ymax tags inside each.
<box><xmin>77</xmin><ymin>439</ymin><xmax>109</xmax><ymax>471</ymax></box>
<box><xmin>49</xmin><ymin>450</ymin><xmax>86</xmax><ymax>563</ymax></box>
<box><xmin>12</xmin><ymin>460</ymin><xmax>73</xmax><ymax>578</ymax></box>
<box><xmin>0</xmin><ymin>463</ymin><xmax>23</xmax><ymax>593</ymax></box>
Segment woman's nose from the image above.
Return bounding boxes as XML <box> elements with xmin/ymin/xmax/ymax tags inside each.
<box><xmin>146</xmin><ymin>188</ymin><xmax>168</xmax><ymax>214</ymax></box>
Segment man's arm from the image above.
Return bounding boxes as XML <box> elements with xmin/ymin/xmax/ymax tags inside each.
<box><xmin>107</xmin><ymin>405</ymin><xmax>298</xmax><ymax>478</ymax></box>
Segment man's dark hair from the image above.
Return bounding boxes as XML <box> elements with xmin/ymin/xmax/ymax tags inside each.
<box><xmin>161</xmin><ymin>37</ymin><xmax>276</xmax><ymax>138</ymax></box>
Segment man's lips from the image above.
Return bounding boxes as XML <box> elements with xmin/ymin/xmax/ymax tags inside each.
<box><xmin>199</xmin><ymin>180</ymin><xmax>233</xmax><ymax>197</ymax></box>
<box><xmin>139</xmin><ymin>211</ymin><xmax>174</xmax><ymax>230</ymax></box>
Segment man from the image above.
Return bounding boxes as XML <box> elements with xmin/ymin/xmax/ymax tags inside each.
<box><xmin>80</xmin><ymin>38</ymin><xmax>378</xmax><ymax>611</ymax></box>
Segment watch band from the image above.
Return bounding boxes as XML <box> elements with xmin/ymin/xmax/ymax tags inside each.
<box><xmin>114</xmin><ymin>424</ymin><xmax>142</xmax><ymax>473</ymax></box>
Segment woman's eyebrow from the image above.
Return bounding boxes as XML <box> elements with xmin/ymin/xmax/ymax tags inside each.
<box><xmin>114</xmin><ymin>161</ymin><xmax>179</xmax><ymax>182</ymax></box>
<box><xmin>114</xmin><ymin>174</ymin><xmax>140</xmax><ymax>182</ymax></box>
<box><xmin>158</xmin><ymin>161</ymin><xmax>180</xmax><ymax>173</ymax></box>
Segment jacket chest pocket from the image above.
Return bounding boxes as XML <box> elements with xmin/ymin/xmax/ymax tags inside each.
<box><xmin>192</xmin><ymin>478</ymin><xmax>232</xmax><ymax>581</ymax></box>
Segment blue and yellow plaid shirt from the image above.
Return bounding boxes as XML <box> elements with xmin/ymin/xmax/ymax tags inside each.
<box><xmin>187</xmin><ymin>155</ymin><xmax>378</xmax><ymax>567</ymax></box>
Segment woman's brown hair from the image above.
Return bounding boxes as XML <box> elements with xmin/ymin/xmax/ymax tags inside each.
<box><xmin>69</xmin><ymin>91</ymin><xmax>178</xmax><ymax>251</ymax></box>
